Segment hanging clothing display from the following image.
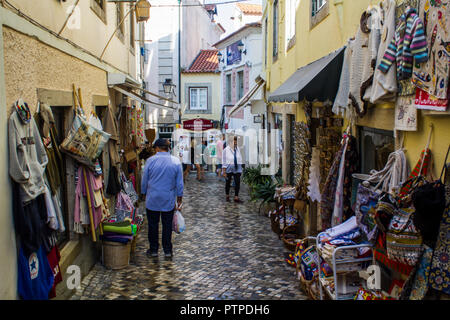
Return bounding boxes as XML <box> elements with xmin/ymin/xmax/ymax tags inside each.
<box><xmin>412</xmin><ymin>0</ymin><xmax>450</xmax><ymax>99</ymax></box>
<box><xmin>34</xmin><ymin>103</ymin><xmax>63</xmax><ymax>195</ymax></box>
<box><xmin>348</xmin><ymin>9</ymin><xmax>381</xmax><ymax>116</ymax></box>
<box><xmin>74</xmin><ymin>166</ymin><xmax>103</xmax><ymax>234</ymax></box>
<box><xmin>46</xmin><ymin>245</ymin><xmax>62</xmax><ymax>299</ymax></box>
<box><xmin>367</xmin><ymin>0</ymin><xmax>398</xmax><ymax>103</ymax></box>
<box><xmin>332</xmin><ymin>39</ymin><xmax>354</xmax><ymax>116</ymax></box>
<box><xmin>307</xmin><ymin>147</ymin><xmax>321</xmax><ymax>203</ymax></box>
<box><xmin>17</xmin><ymin>246</ymin><xmax>54</xmax><ymax>300</ymax></box>
<box><xmin>9</xmin><ymin>100</ymin><xmax>49</xmax><ymax>203</ymax></box>
<box><xmin>378</xmin><ymin>7</ymin><xmax>428</xmax><ymax>81</ymax></box>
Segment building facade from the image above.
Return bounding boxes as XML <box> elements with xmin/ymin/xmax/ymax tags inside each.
<box><xmin>262</xmin><ymin>0</ymin><xmax>450</xmax><ymax>231</ymax></box>
<box><xmin>142</xmin><ymin>0</ymin><xmax>224</xmax><ymax>140</ymax></box>
<box><xmin>0</xmin><ymin>0</ymin><xmax>142</xmax><ymax>299</ymax></box>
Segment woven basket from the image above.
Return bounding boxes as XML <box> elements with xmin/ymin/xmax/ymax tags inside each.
<box><xmin>102</xmin><ymin>241</ymin><xmax>131</xmax><ymax>270</ymax></box>
<box><xmin>281</xmin><ymin>225</ymin><xmax>302</xmax><ymax>251</ymax></box>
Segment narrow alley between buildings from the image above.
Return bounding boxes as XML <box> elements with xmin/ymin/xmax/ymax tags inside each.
<box><xmin>71</xmin><ymin>172</ymin><xmax>307</xmax><ymax>300</ymax></box>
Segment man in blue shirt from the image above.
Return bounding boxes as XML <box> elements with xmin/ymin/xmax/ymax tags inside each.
<box><xmin>141</xmin><ymin>138</ymin><xmax>183</xmax><ymax>258</ymax></box>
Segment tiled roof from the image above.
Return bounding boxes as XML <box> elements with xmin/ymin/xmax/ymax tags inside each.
<box><xmin>184</xmin><ymin>50</ymin><xmax>219</xmax><ymax>73</ymax></box>
<box><xmin>236</xmin><ymin>3</ymin><xmax>262</xmax><ymax>15</ymax></box>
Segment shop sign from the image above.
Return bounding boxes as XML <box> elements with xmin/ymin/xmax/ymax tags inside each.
<box><xmin>415</xmin><ymin>88</ymin><xmax>449</xmax><ymax>112</ymax></box>
<box><xmin>183</xmin><ymin>118</ymin><xmax>214</xmax><ymax>131</ymax></box>
<box><xmin>227</xmin><ymin>41</ymin><xmax>242</xmax><ymax>65</ymax></box>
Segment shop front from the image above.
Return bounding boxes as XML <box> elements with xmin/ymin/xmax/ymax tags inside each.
<box><xmin>265</xmin><ymin>0</ymin><xmax>450</xmax><ymax>301</ymax></box>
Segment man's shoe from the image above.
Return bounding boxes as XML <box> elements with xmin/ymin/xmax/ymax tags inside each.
<box><xmin>146</xmin><ymin>249</ymin><xmax>158</xmax><ymax>257</ymax></box>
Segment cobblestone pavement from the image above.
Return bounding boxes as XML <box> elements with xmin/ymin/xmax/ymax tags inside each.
<box><xmin>71</xmin><ymin>172</ymin><xmax>307</xmax><ymax>300</ymax></box>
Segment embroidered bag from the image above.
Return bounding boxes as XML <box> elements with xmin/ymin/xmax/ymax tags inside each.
<box><xmin>386</xmin><ymin>206</ymin><xmax>423</xmax><ymax>266</ymax></box>
<box><xmin>60</xmin><ymin>112</ymin><xmax>110</xmax><ymax>167</ymax></box>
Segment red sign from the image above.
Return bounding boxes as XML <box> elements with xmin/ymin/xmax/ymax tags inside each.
<box><xmin>183</xmin><ymin>118</ymin><xmax>214</xmax><ymax>131</ymax></box>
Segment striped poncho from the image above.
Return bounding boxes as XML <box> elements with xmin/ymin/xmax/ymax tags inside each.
<box><xmin>378</xmin><ymin>7</ymin><xmax>428</xmax><ymax>80</ymax></box>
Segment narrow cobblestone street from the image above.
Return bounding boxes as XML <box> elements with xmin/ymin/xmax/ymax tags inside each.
<box><xmin>71</xmin><ymin>172</ymin><xmax>307</xmax><ymax>300</ymax></box>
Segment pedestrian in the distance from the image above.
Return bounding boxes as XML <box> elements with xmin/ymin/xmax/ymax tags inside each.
<box><xmin>141</xmin><ymin>138</ymin><xmax>183</xmax><ymax>258</ymax></box>
<box><xmin>215</xmin><ymin>133</ymin><xmax>225</xmax><ymax>177</ymax></box>
<box><xmin>222</xmin><ymin>135</ymin><xmax>244</xmax><ymax>203</ymax></box>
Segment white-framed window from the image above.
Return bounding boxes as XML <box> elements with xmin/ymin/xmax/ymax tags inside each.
<box><xmin>285</xmin><ymin>0</ymin><xmax>298</xmax><ymax>47</ymax></box>
<box><xmin>189</xmin><ymin>87</ymin><xmax>208</xmax><ymax>110</ymax></box>
<box><xmin>312</xmin><ymin>0</ymin><xmax>327</xmax><ymax>17</ymax></box>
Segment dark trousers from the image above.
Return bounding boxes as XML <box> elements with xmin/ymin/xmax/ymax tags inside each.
<box><xmin>147</xmin><ymin>209</ymin><xmax>174</xmax><ymax>254</ymax></box>
<box><xmin>225</xmin><ymin>172</ymin><xmax>241</xmax><ymax>197</ymax></box>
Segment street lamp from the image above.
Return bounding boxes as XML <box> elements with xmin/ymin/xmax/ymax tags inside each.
<box><xmin>163</xmin><ymin>78</ymin><xmax>176</xmax><ymax>95</ymax></box>
<box><xmin>237</xmin><ymin>40</ymin><xmax>247</xmax><ymax>55</ymax></box>
<box><xmin>135</xmin><ymin>0</ymin><xmax>151</xmax><ymax>22</ymax></box>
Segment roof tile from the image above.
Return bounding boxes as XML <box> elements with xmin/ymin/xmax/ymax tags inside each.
<box><xmin>184</xmin><ymin>50</ymin><xmax>219</xmax><ymax>73</ymax></box>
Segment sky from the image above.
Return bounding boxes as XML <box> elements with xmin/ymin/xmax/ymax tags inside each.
<box><xmin>206</xmin><ymin>0</ymin><xmax>262</xmax><ymax>38</ymax></box>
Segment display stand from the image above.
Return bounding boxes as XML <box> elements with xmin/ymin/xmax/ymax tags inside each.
<box><xmin>316</xmin><ymin>232</ymin><xmax>373</xmax><ymax>300</ymax></box>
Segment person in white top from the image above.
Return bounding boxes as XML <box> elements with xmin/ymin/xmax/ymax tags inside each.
<box><xmin>222</xmin><ymin>135</ymin><xmax>244</xmax><ymax>203</ymax></box>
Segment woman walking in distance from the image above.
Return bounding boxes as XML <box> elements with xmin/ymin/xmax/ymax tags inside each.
<box><xmin>222</xmin><ymin>135</ymin><xmax>244</xmax><ymax>203</ymax></box>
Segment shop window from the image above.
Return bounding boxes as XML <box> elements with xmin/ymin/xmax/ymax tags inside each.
<box><xmin>189</xmin><ymin>87</ymin><xmax>208</xmax><ymax>110</ymax></box>
<box><xmin>272</xmin><ymin>0</ymin><xmax>279</xmax><ymax>61</ymax></box>
<box><xmin>311</xmin><ymin>0</ymin><xmax>329</xmax><ymax>29</ymax></box>
<box><xmin>359</xmin><ymin>126</ymin><xmax>395</xmax><ymax>174</ymax></box>
<box><xmin>226</xmin><ymin>74</ymin><xmax>232</xmax><ymax>104</ymax></box>
<box><xmin>237</xmin><ymin>71</ymin><xmax>244</xmax><ymax>100</ymax></box>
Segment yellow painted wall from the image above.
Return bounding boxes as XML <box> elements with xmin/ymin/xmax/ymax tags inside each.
<box><xmin>264</xmin><ymin>0</ymin><xmax>380</xmax><ymax>92</ymax></box>
<box><xmin>403</xmin><ymin>114</ymin><xmax>450</xmax><ymax>179</ymax></box>
<box><xmin>181</xmin><ymin>73</ymin><xmax>222</xmax><ymax>122</ymax></box>
<box><xmin>264</xmin><ymin>0</ymin><xmax>450</xmax><ymax>178</ymax></box>
<box><xmin>3</xmin><ymin>27</ymin><xmax>108</xmax><ymax>115</ymax></box>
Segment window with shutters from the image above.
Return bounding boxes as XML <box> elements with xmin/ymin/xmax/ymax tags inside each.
<box><xmin>189</xmin><ymin>87</ymin><xmax>208</xmax><ymax>110</ymax></box>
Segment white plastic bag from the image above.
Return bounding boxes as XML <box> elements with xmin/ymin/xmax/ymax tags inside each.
<box><xmin>172</xmin><ymin>210</ymin><xmax>185</xmax><ymax>234</ymax></box>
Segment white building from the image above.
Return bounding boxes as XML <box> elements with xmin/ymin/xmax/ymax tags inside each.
<box><xmin>214</xmin><ymin>20</ymin><xmax>265</xmax><ymax>165</ymax></box>
<box><xmin>142</xmin><ymin>0</ymin><xmax>224</xmax><ymax>141</ymax></box>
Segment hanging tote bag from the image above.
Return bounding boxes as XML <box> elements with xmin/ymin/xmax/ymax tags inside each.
<box><xmin>60</xmin><ymin>112</ymin><xmax>110</xmax><ymax>167</ymax></box>
<box><xmin>386</xmin><ymin>206</ymin><xmax>423</xmax><ymax>266</ymax></box>
<box><xmin>114</xmin><ymin>191</ymin><xmax>134</xmax><ymax>222</ymax></box>
<box><xmin>120</xmin><ymin>172</ymin><xmax>139</xmax><ymax>204</ymax></box>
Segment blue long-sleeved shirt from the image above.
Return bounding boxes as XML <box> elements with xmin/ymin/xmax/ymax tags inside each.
<box><xmin>141</xmin><ymin>152</ymin><xmax>184</xmax><ymax>212</ymax></box>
